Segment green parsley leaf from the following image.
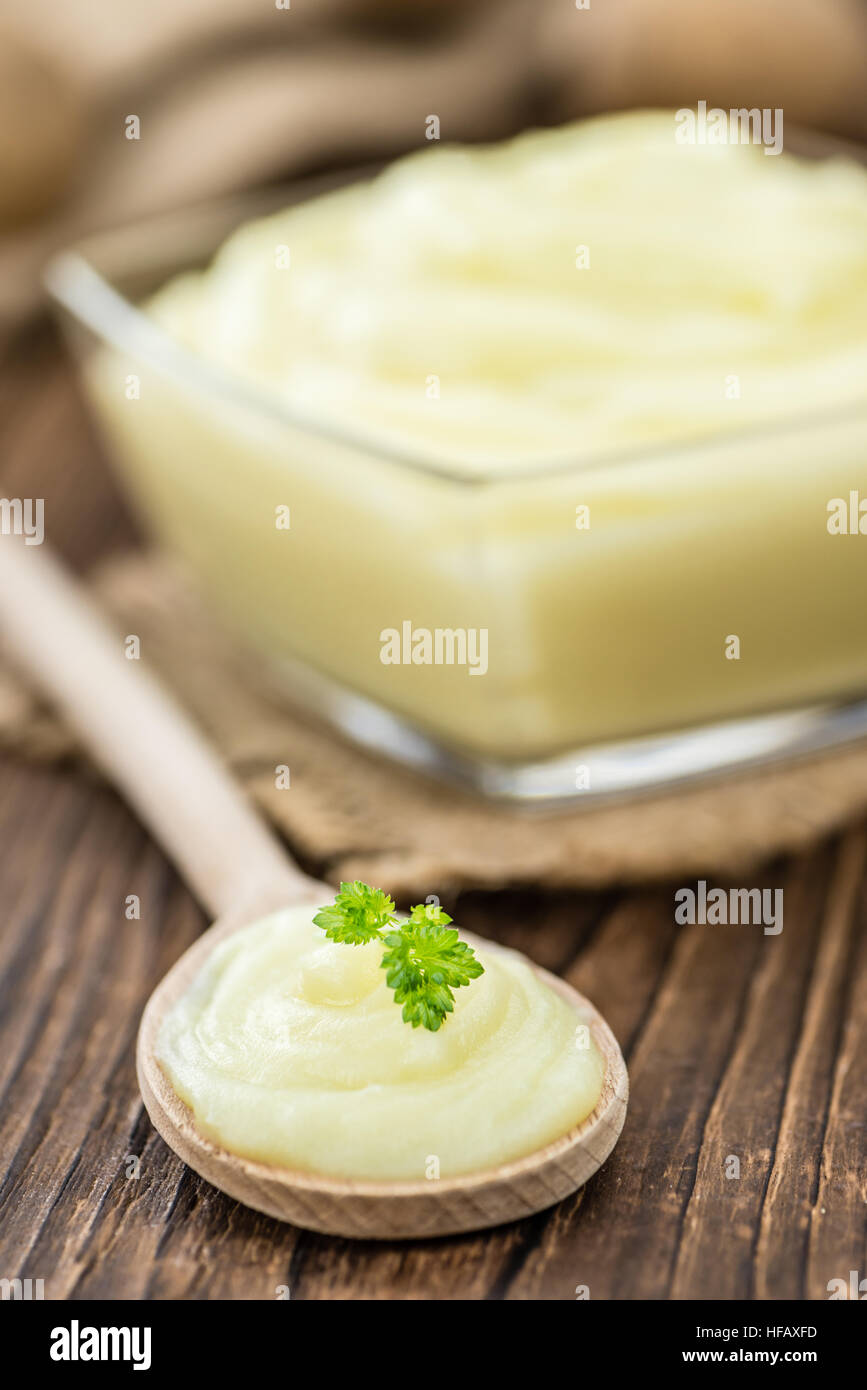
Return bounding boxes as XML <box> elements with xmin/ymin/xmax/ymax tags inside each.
<box><xmin>312</xmin><ymin>880</ymin><xmax>396</xmax><ymax>945</ymax></box>
<box><xmin>382</xmin><ymin>905</ymin><xmax>484</xmax><ymax>1031</ymax></box>
<box><xmin>313</xmin><ymin>885</ymin><xmax>484</xmax><ymax>1030</ymax></box>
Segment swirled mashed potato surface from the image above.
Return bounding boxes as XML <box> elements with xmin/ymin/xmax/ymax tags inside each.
<box><xmin>148</xmin><ymin>110</ymin><xmax>867</xmax><ymax>470</ymax></box>
<box><xmin>157</xmin><ymin>906</ymin><xmax>604</xmax><ymax>1180</ymax></box>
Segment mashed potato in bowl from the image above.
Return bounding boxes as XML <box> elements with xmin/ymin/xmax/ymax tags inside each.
<box><xmin>84</xmin><ymin>112</ymin><xmax>867</xmax><ymax>764</ymax></box>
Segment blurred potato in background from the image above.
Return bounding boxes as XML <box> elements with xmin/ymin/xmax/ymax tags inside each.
<box><xmin>1</xmin><ymin>0</ymin><xmax>866</xmax><ymax>326</ymax></box>
<box><xmin>0</xmin><ymin>25</ymin><xmax>87</xmax><ymax>230</ymax></box>
<box><xmin>542</xmin><ymin>0</ymin><xmax>867</xmax><ymax>135</ymax></box>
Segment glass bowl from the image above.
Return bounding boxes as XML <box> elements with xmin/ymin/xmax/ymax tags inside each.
<box><xmin>44</xmin><ymin>162</ymin><xmax>867</xmax><ymax>805</ymax></box>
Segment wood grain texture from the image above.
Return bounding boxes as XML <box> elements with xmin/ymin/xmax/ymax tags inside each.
<box><xmin>1</xmin><ymin>330</ymin><xmax>866</xmax><ymax>1298</ymax></box>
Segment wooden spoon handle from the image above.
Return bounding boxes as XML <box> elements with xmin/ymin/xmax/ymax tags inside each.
<box><xmin>0</xmin><ymin>538</ymin><xmax>313</xmax><ymax>921</ymax></box>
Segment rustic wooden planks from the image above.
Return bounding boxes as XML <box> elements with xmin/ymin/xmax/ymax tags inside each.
<box><xmin>0</xmin><ymin>330</ymin><xmax>865</xmax><ymax>1299</ymax></box>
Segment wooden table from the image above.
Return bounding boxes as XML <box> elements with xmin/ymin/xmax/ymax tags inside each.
<box><xmin>1</xmin><ymin>329</ymin><xmax>865</xmax><ymax>1301</ymax></box>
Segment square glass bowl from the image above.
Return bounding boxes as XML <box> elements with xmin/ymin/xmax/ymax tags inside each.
<box><xmin>45</xmin><ymin>171</ymin><xmax>867</xmax><ymax>804</ymax></box>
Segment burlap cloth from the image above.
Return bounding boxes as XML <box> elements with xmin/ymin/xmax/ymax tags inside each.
<box><xmin>3</xmin><ymin>551</ymin><xmax>867</xmax><ymax>896</ymax></box>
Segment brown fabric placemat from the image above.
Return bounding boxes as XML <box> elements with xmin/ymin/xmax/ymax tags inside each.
<box><xmin>3</xmin><ymin>551</ymin><xmax>867</xmax><ymax>895</ymax></box>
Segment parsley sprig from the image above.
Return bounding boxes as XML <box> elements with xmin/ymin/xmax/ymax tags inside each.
<box><xmin>313</xmin><ymin>882</ymin><xmax>483</xmax><ymax>1031</ymax></box>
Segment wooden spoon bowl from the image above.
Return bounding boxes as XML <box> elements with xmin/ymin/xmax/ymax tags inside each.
<box><xmin>137</xmin><ymin>896</ymin><xmax>629</xmax><ymax>1239</ymax></box>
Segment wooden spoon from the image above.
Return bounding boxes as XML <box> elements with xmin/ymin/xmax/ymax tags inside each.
<box><xmin>0</xmin><ymin>539</ymin><xmax>628</xmax><ymax>1239</ymax></box>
